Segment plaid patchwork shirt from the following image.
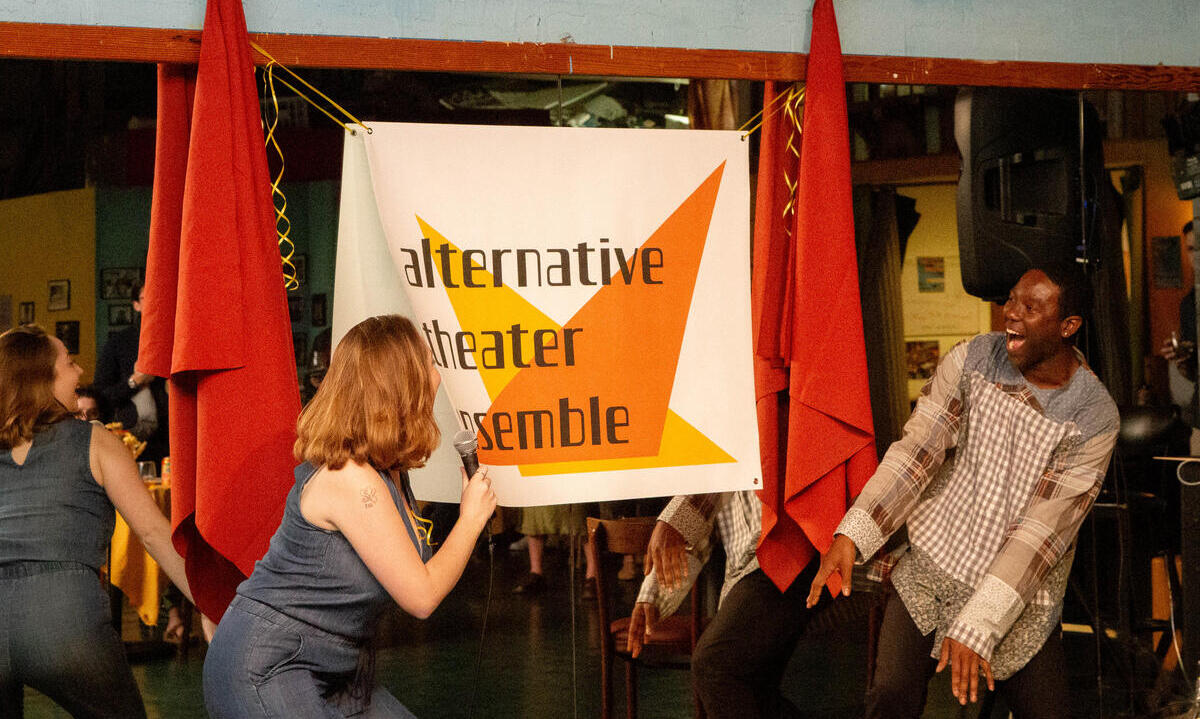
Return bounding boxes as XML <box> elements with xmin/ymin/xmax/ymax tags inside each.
<box><xmin>836</xmin><ymin>333</ymin><xmax>1118</xmax><ymax>678</ymax></box>
<box><xmin>635</xmin><ymin>490</ymin><xmax>762</xmax><ymax>618</ymax></box>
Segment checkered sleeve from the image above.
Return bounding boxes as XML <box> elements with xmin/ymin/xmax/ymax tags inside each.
<box><xmin>836</xmin><ymin>340</ymin><xmax>968</xmax><ymax>561</ymax></box>
<box><xmin>634</xmin><ymin>494</ymin><xmax>721</xmax><ymax>618</ymax></box>
<box><xmin>946</xmin><ymin>428</ymin><xmax>1118</xmax><ymax>660</ymax></box>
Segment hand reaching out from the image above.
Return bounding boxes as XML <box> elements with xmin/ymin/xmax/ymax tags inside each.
<box><xmin>626</xmin><ymin>602</ymin><xmax>659</xmax><ymax>658</ymax></box>
<box><xmin>936</xmin><ymin>637</ymin><xmax>994</xmax><ymax>705</ymax></box>
<box><xmin>806</xmin><ymin>534</ymin><xmax>856</xmax><ymax>608</ymax></box>
<box><xmin>643</xmin><ymin>521</ymin><xmax>688</xmax><ymax>590</ymax></box>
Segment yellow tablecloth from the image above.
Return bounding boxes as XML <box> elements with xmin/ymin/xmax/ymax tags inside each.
<box><xmin>109</xmin><ymin>483</ymin><xmax>170</xmax><ymax>626</ymax></box>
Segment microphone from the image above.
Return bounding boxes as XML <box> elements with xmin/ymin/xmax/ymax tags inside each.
<box><xmin>452</xmin><ymin>429</ymin><xmax>480</xmax><ymax>477</ymax></box>
<box><xmin>453</xmin><ymin>429</ymin><xmax>493</xmax><ymax>552</ymax></box>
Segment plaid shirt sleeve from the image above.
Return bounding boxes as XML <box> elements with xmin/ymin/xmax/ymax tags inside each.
<box><xmin>946</xmin><ymin>427</ymin><xmax>1118</xmax><ymax>660</ymax></box>
<box><xmin>634</xmin><ymin>493</ymin><xmax>722</xmax><ymax>618</ymax></box>
<box><xmin>836</xmin><ymin>340</ymin><xmax>968</xmax><ymax>561</ymax></box>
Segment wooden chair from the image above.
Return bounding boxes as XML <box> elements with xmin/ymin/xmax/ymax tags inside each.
<box><xmin>587</xmin><ymin>516</ymin><xmax>706</xmax><ymax>719</ymax></box>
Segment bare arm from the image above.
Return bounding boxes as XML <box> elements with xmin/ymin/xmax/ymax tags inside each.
<box><xmin>89</xmin><ymin>425</ymin><xmax>193</xmax><ymax>604</ymax></box>
<box><xmin>305</xmin><ymin>462</ymin><xmax>496</xmax><ymax>619</ymax></box>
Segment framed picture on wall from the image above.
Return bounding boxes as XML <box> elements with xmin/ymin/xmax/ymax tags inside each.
<box><xmin>292</xmin><ymin>254</ymin><xmax>307</xmax><ymax>286</ymax></box>
<box><xmin>55</xmin><ymin>321</ymin><xmax>80</xmax><ymax>355</ymax></box>
<box><xmin>906</xmin><ymin>340</ymin><xmax>940</xmax><ymax>379</ymax></box>
<box><xmin>101</xmin><ymin>267</ymin><xmax>143</xmax><ymax>300</ymax></box>
<box><xmin>287</xmin><ymin>296</ymin><xmax>304</xmax><ymax>323</ymax></box>
<box><xmin>47</xmin><ymin>279</ymin><xmax>70</xmax><ymax>311</ymax></box>
<box><xmin>108</xmin><ymin>303</ymin><xmax>134</xmax><ymax>327</ymax></box>
<box><xmin>18</xmin><ymin>302</ymin><xmax>34</xmax><ymax>325</ymax></box>
<box><xmin>292</xmin><ymin>332</ymin><xmax>307</xmax><ymax>365</ymax></box>
<box><xmin>311</xmin><ymin>294</ymin><xmax>327</xmax><ymax>327</ymax></box>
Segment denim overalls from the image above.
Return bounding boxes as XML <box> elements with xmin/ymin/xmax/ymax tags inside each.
<box><xmin>204</xmin><ymin>462</ymin><xmax>433</xmax><ymax>718</ymax></box>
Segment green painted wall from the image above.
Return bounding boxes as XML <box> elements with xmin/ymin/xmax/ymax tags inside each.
<box><xmin>94</xmin><ymin>186</ymin><xmax>151</xmax><ymax>351</ymax></box>
<box><xmin>93</xmin><ymin>181</ymin><xmax>338</xmax><ymax>370</ymax></box>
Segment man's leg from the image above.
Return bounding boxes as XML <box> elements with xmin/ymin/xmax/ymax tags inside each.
<box><xmin>864</xmin><ymin>592</ymin><xmax>937</xmax><ymax>719</ymax></box>
<box><xmin>691</xmin><ymin>567</ymin><xmax>814</xmax><ymax>719</ymax></box>
<box><xmin>997</xmin><ymin>629</ymin><xmax>1070</xmax><ymax>719</ymax></box>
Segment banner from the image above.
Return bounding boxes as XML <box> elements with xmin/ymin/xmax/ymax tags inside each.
<box><xmin>335</xmin><ymin>123</ymin><xmax>758</xmax><ymax>506</ymax></box>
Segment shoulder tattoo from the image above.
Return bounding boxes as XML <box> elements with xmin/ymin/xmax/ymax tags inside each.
<box><xmin>360</xmin><ymin>487</ymin><xmax>378</xmax><ymax>509</ymax></box>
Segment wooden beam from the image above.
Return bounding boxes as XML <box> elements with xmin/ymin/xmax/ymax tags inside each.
<box><xmin>851</xmin><ymin>153</ymin><xmax>961</xmax><ymax>185</ymax></box>
<box><xmin>1</xmin><ymin>21</ymin><xmax>1199</xmax><ymax>90</ymax></box>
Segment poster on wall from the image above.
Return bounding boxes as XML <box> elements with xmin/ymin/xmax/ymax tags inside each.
<box><xmin>47</xmin><ymin>280</ymin><xmax>70</xmax><ymax>311</ymax></box>
<box><xmin>916</xmin><ymin>256</ymin><xmax>945</xmax><ymax>292</ymax></box>
<box><xmin>905</xmin><ymin>340</ymin><xmax>940</xmax><ymax>379</ymax></box>
<box><xmin>334</xmin><ymin>123</ymin><xmax>758</xmax><ymax>505</ymax></box>
<box><xmin>902</xmin><ymin>255</ymin><xmax>983</xmax><ymax>336</ymax></box>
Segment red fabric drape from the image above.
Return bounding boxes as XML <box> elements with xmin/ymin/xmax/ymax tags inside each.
<box><xmin>139</xmin><ymin>0</ymin><xmax>300</xmax><ymax>621</ymax></box>
<box><xmin>754</xmin><ymin>0</ymin><xmax>878</xmax><ymax>594</ymax></box>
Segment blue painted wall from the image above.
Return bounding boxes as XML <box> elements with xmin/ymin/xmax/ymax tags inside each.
<box><xmin>2</xmin><ymin>0</ymin><xmax>1197</xmax><ymax>67</ymax></box>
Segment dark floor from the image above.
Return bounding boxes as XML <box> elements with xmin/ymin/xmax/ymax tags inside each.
<box><xmin>23</xmin><ymin>542</ymin><xmax>1197</xmax><ymax>718</ymax></box>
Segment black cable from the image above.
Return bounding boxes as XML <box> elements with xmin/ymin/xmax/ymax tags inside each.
<box><xmin>467</xmin><ymin>530</ymin><xmax>495</xmax><ymax>719</ymax></box>
<box><xmin>569</xmin><ymin>532</ymin><xmax>579</xmax><ymax>719</ymax></box>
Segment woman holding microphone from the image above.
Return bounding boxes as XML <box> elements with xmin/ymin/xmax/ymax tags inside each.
<box><xmin>204</xmin><ymin>315</ymin><xmax>496</xmax><ymax>717</ymax></box>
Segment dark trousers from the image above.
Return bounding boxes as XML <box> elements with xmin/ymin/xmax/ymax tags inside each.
<box><xmin>692</xmin><ymin>565</ymin><xmax>823</xmax><ymax>719</ymax></box>
<box><xmin>0</xmin><ymin>562</ymin><xmax>146</xmax><ymax>719</ymax></box>
<box><xmin>865</xmin><ymin>592</ymin><xmax>1069</xmax><ymax>719</ymax></box>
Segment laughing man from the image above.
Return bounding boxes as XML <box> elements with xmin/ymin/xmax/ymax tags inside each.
<box><xmin>812</xmin><ymin>264</ymin><xmax>1119</xmax><ymax>719</ymax></box>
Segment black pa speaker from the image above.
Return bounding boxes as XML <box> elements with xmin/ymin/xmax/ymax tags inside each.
<box><xmin>955</xmin><ymin>88</ymin><xmax>1101</xmax><ymax>301</ymax></box>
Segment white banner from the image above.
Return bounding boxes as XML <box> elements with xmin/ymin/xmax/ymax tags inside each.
<box><xmin>335</xmin><ymin>123</ymin><xmax>758</xmax><ymax>506</ymax></box>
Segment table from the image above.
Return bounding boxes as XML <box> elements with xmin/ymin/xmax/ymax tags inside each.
<box><xmin>109</xmin><ymin>481</ymin><xmax>170</xmax><ymax>626</ymax></box>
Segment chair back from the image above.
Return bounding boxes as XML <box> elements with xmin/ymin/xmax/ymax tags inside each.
<box><xmin>587</xmin><ymin>515</ymin><xmax>707</xmax><ymax>719</ymax></box>
<box><xmin>587</xmin><ymin>516</ymin><xmax>703</xmax><ymax>651</ymax></box>
<box><xmin>588</xmin><ymin>516</ymin><xmax>657</xmax><ymax>555</ymax></box>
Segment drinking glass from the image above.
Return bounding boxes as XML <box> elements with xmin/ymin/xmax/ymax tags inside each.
<box><xmin>137</xmin><ymin>461</ymin><xmax>158</xmax><ymax>483</ymax></box>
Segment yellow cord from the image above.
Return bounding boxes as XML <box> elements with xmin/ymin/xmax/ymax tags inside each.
<box><xmin>779</xmin><ymin>85</ymin><xmax>805</xmax><ymax>231</ymax></box>
<box><xmin>249</xmin><ymin>41</ymin><xmax>371</xmax><ymax>136</ymax></box>
<box><xmin>250</xmin><ymin>41</ymin><xmax>373</xmax><ymax>289</ymax></box>
<box><xmin>739</xmin><ymin>82</ymin><xmax>804</xmax><ymax>140</ymax></box>
<box><xmin>269</xmin><ymin>74</ymin><xmax>361</xmax><ymax>134</ymax></box>
<box><xmin>408</xmin><ymin>503</ymin><xmax>438</xmax><ymax>548</ymax></box>
<box><xmin>261</xmin><ymin>61</ymin><xmax>299</xmax><ymax>291</ymax></box>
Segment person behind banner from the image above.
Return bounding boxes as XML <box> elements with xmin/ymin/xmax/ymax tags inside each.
<box><xmin>73</xmin><ymin>384</ymin><xmax>103</xmax><ymax>422</ymax></box>
<box><xmin>810</xmin><ymin>265</ymin><xmax>1119</xmax><ymax>717</ymax></box>
<box><xmin>0</xmin><ymin>325</ymin><xmax>196</xmax><ymax>718</ymax></box>
<box><xmin>203</xmin><ymin>314</ymin><xmax>497</xmax><ymax>718</ymax></box>
<box><xmin>93</xmin><ymin>281</ymin><xmax>170</xmax><ymax>464</ymax></box>
<box><xmin>1158</xmin><ymin>221</ymin><xmax>1198</xmax><ymax>450</ymax></box>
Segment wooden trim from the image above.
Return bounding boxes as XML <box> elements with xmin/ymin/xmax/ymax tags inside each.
<box><xmin>2</xmin><ymin>21</ymin><xmax>1199</xmax><ymax>90</ymax></box>
<box><xmin>852</xmin><ymin>153</ymin><xmax>961</xmax><ymax>185</ymax></box>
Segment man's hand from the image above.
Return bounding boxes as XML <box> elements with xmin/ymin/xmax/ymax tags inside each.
<box><xmin>626</xmin><ymin>602</ymin><xmax>659</xmax><ymax>658</ymax></box>
<box><xmin>1160</xmin><ymin>336</ymin><xmax>1197</xmax><ymax>379</ymax></box>
<box><xmin>130</xmin><ymin>371</ymin><xmax>153</xmax><ymax>388</ymax></box>
<box><xmin>643</xmin><ymin>521</ymin><xmax>688</xmax><ymax>590</ymax></box>
<box><xmin>936</xmin><ymin>637</ymin><xmax>994</xmax><ymax>705</ymax></box>
<box><xmin>806</xmin><ymin>534</ymin><xmax>856</xmax><ymax>608</ymax></box>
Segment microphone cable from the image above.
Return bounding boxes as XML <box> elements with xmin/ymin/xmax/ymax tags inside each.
<box><xmin>467</xmin><ymin>521</ymin><xmax>495</xmax><ymax>719</ymax></box>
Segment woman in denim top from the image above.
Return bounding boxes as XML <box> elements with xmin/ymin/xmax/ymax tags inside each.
<box><xmin>0</xmin><ymin>325</ymin><xmax>195</xmax><ymax>718</ymax></box>
<box><xmin>204</xmin><ymin>315</ymin><xmax>496</xmax><ymax>717</ymax></box>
